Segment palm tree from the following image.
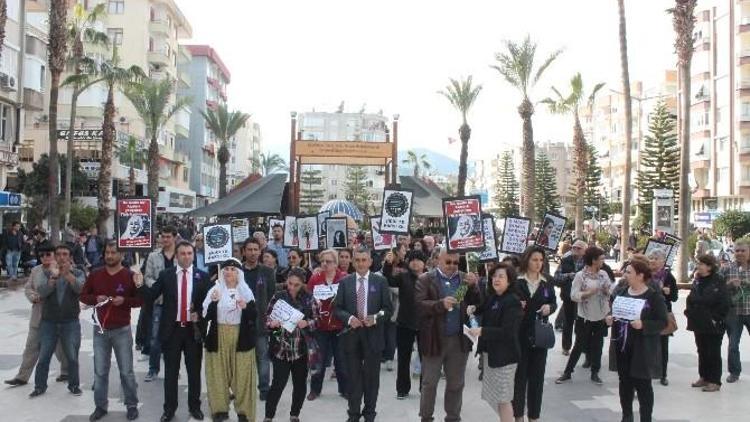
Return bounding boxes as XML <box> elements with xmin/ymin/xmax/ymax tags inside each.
<box><xmin>200</xmin><ymin>104</ymin><xmax>251</xmax><ymax>198</ymax></box>
<box><xmin>438</xmin><ymin>76</ymin><xmax>482</xmax><ymax>196</ymax></box>
<box><xmin>0</xmin><ymin>1</ymin><xmax>7</xmax><ymax>60</ymax></box>
<box><xmin>670</xmin><ymin>0</ymin><xmax>697</xmax><ymax>281</ymax></box>
<box><xmin>62</xmin><ymin>2</ymin><xmax>108</xmax><ymax>226</ymax></box>
<box><xmin>402</xmin><ymin>150</ymin><xmax>432</xmax><ymax>178</ymax></box>
<box><xmin>47</xmin><ymin>0</ymin><xmax>69</xmax><ymax>243</ymax></box>
<box><xmin>251</xmin><ymin>153</ymin><xmax>288</xmax><ymax>176</ymax></box>
<box><xmin>115</xmin><ymin>135</ymin><xmax>147</xmax><ymax>196</ymax></box>
<box><xmin>492</xmin><ymin>36</ymin><xmax>562</xmax><ymax>221</ymax></box>
<box><xmin>541</xmin><ymin>73</ymin><xmax>604</xmax><ymax>238</ymax></box>
<box><xmin>124</xmin><ymin>78</ymin><xmax>192</xmax><ymax>207</ymax></box>
<box><xmin>617</xmin><ymin>0</ymin><xmax>635</xmax><ymax>262</ymax></box>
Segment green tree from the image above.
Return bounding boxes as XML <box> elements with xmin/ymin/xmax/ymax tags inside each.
<box><xmin>534</xmin><ymin>151</ymin><xmax>560</xmax><ymax>221</ymax></box>
<box><xmin>402</xmin><ymin>150</ymin><xmax>432</xmax><ymax>178</ymax></box>
<box><xmin>299</xmin><ymin>168</ymin><xmax>326</xmax><ymax>213</ymax></box>
<box><xmin>251</xmin><ymin>152</ymin><xmax>288</xmax><ymax>176</ymax></box>
<box><xmin>69</xmin><ymin>203</ymin><xmax>98</xmax><ymax>232</ymax></box>
<box><xmin>200</xmin><ymin>104</ymin><xmax>251</xmax><ymax>198</ymax></box>
<box><xmin>540</xmin><ymin>73</ymin><xmax>604</xmax><ymax>237</ymax></box>
<box><xmin>492</xmin><ymin>36</ymin><xmax>563</xmax><ymax>221</ymax></box>
<box><xmin>61</xmin><ymin>2</ymin><xmax>108</xmax><ymax>226</ymax></box>
<box><xmin>494</xmin><ymin>151</ymin><xmax>520</xmax><ymax>218</ymax></box>
<box><xmin>714</xmin><ymin>211</ymin><xmax>750</xmax><ymax>239</ymax></box>
<box><xmin>635</xmin><ymin>101</ymin><xmax>680</xmax><ymax>225</ymax></box>
<box><xmin>115</xmin><ymin>135</ymin><xmax>147</xmax><ymax>196</ymax></box>
<box><xmin>345</xmin><ymin>166</ymin><xmax>371</xmax><ymax>213</ymax></box>
<box><xmin>0</xmin><ymin>1</ymin><xmax>7</xmax><ymax>61</ymax></box>
<box><xmin>438</xmin><ymin>75</ymin><xmax>482</xmax><ymax>196</ymax></box>
<box><xmin>582</xmin><ymin>144</ymin><xmax>609</xmax><ymax>221</ymax></box>
<box><xmin>124</xmin><ymin>77</ymin><xmax>191</xmax><ymax>205</ymax></box>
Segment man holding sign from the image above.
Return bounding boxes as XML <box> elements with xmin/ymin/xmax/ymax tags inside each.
<box><xmin>333</xmin><ymin>248</ymin><xmax>393</xmax><ymax>422</ymax></box>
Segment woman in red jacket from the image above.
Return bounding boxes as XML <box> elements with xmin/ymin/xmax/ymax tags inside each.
<box><xmin>306</xmin><ymin>248</ymin><xmax>348</xmax><ymax>400</ymax></box>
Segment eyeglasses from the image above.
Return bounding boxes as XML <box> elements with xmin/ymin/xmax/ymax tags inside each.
<box><xmin>444</xmin><ymin>260</ymin><xmax>460</xmax><ymax>265</ymax></box>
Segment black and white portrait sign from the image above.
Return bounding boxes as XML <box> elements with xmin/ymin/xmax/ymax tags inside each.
<box><xmin>116</xmin><ymin>197</ymin><xmax>153</xmax><ymax>251</ymax></box>
<box><xmin>443</xmin><ymin>196</ymin><xmax>484</xmax><ymax>253</ymax></box>
<box><xmin>663</xmin><ymin>234</ymin><xmax>681</xmax><ymax>269</ymax></box>
<box><xmin>535</xmin><ymin>212</ymin><xmax>566</xmax><ymax>252</ymax></box>
<box><xmin>283</xmin><ymin>216</ymin><xmax>299</xmax><ymax>248</ymax></box>
<box><xmin>203</xmin><ymin>224</ymin><xmax>233</xmax><ymax>265</ymax></box>
<box><xmin>500</xmin><ymin>216</ymin><xmax>531</xmax><ymax>255</ymax></box>
<box><xmin>267</xmin><ymin>217</ymin><xmax>284</xmax><ymax>240</ymax></box>
<box><xmin>478</xmin><ymin>214</ymin><xmax>499</xmax><ymax>263</ymax></box>
<box><xmin>370</xmin><ymin>216</ymin><xmax>397</xmax><ymax>251</ymax></box>
<box><xmin>645</xmin><ymin>239</ymin><xmax>673</xmax><ymax>271</ymax></box>
<box><xmin>379</xmin><ymin>188</ymin><xmax>413</xmax><ymax>235</ymax></box>
<box><xmin>326</xmin><ymin>217</ymin><xmax>348</xmax><ymax>249</ymax></box>
<box><xmin>296</xmin><ymin>215</ymin><xmax>320</xmax><ymax>252</ymax></box>
<box><xmin>231</xmin><ymin>218</ymin><xmax>250</xmax><ymax>244</ymax></box>
<box><xmin>317</xmin><ymin>210</ymin><xmax>331</xmax><ymax>237</ymax></box>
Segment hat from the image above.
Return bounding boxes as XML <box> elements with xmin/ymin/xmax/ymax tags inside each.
<box><xmin>221</xmin><ymin>258</ymin><xmax>243</xmax><ymax>270</ymax></box>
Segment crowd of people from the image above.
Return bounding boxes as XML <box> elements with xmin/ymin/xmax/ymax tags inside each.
<box><xmin>1</xmin><ymin>219</ymin><xmax>748</xmax><ymax>422</ymax></box>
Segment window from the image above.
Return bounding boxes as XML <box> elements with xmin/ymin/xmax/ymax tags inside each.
<box><xmin>0</xmin><ymin>104</ymin><xmax>10</xmax><ymax>142</ymax></box>
<box><xmin>107</xmin><ymin>0</ymin><xmax>124</xmax><ymax>14</ymax></box>
<box><xmin>717</xmin><ymin>167</ymin><xmax>729</xmax><ymax>184</ymax></box>
<box><xmin>742</xmin><ymin>165</ymin><xmax>750</xmax><ymax>182</ymax></box>
<box><xmin>40</xmin><ymin>65</ymin><xmax>45</xmax><ymax>92</ymax></box>
<box><xmin>107</xmin><ymin>28</ymin><xmax>123</xmax><ymax>45</ymax></box>
<box><xmin>183</xmin><ymin>168</ymin><xmax>189</xmax><ymax>182</ymax></box>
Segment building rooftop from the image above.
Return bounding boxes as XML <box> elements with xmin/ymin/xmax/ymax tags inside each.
<box><xmin>184</xmin><ymin>44</ymin><xmax>231</xmax><ymax>82</ymax></box>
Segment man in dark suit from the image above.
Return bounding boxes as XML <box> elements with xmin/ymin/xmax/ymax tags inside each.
<box><xmin>137</xmin><ymin>241</ymin><xmax>211</xmax><ymax>422</ymax></box>
<box><xmin>334</xmin><ymin>247</ymin><xmax>393</xmax><ymax>422</ymax></box>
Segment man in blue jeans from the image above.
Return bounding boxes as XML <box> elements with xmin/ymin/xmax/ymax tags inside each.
<box><xmin>723</xmin><ymin>239</ymin><xmax>750</xmax><ymax>383</ymax></box>
<box><xmin>80</xmin><ymin>240</ymin><xmax>144</xmax><ymax>420</ymax></box>
<box><xmin>29</xmin><ymin>244</ymin><xmax>86</xmax><ymax>398</ymax></box>
<box><xmin>4</xmin><ymin>221</ymin><xmax>24</xmax><ymax>280</ymax></box>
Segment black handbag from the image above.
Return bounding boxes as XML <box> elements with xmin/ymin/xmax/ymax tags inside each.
<box><xmin>532</xmin><ymin>314</ymin><xmax>556</xmax><ymax>349</ymax></box>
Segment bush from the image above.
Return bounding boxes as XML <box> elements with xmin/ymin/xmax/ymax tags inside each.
<box><xmin>713</xmin><ymin>210</ymin><xmax>750</xmax><ymax>238</ymax></box>
<box><xmin>69</xmin><ymin>204</ymin><xmax>98</xmax><ymax>232</ymax></box>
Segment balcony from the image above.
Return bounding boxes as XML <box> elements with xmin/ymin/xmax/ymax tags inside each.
<box><xmin>149</xmin><ymin>19</ymin><xmax>170</xmax><ymax>36</ymax></box>
<box><xmin>740</xmin><ymin>49</ymin><xmax>750</xmax><ymax>65</ymax></box>
<box><xmin>692</xmin><ymin>188</ymin><xmax>711</xmax><ymax>199</ymax></box>
<box><xmin>175</xmin><ymin>109</ymin><xmax>190</xmax><ymax>138</ymax></box>
<box><xmin>178</xmin><ymin>70</ymin><xmax>191</xmax><ymax>88</ymax></box>
<box><xmin>149</xmin><ymin>70</ymin><xmax>167</xmax><ymax>80</ymax></box>
<box><xmin>148</xmin><ymin>49</ymin><xmax>170</xmax><ymax>67</ymax></box>
<box><xmin>23</xmin><ymin>88</ymin><xmax>44</xmax><ymax>111</ymax></box>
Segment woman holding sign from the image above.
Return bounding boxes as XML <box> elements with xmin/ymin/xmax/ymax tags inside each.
<box><xmin>264</xmin><ymin>268</ymin><xmax>318</xmax><ymax>422</ymax></box>
<box><xmin>202</xmin><ymin>258</ymin><xmax>258</xmax><ymax>422</ymax></box>
<box><xmin>606</xmin><ymin>257</ymin><xmax>667</xmax><ymax>422</ymax></box>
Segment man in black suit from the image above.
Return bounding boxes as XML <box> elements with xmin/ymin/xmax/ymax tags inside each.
<box><xmin>137</xmin><ymin>241</ymin><xmax>211</xmax><ymax>421</ymax></box>
<box><xmin>334</xmin><ymin>247</ymin><xmax>393</xmax><ymax>422</ymax></box>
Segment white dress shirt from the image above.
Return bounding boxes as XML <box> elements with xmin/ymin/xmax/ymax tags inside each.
<box><xmin>176</xmin><ymin>265</ymin><xmax>194</xmax><ymax>322</ymax></box>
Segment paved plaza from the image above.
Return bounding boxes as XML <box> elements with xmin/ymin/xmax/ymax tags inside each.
<box><xmin>1</xmin><ymin>284</ymin><xmax>749</xmax><ymax>421</ymax></box>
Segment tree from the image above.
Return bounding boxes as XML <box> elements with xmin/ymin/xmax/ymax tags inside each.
<box><xmin>115</xmin><ymin>135</ymin><xmax>147</xmax><ymax>196</ymax></box>
<box><xmin>714</xmin><ymin>211</ymin><xmax>750</xmax><ymax>239</ymax></box>
<box><xmin>61</xmin><ymin>2</ymin><xmax>108</xmax><ymax>227</ymax></box>
<box><xmin>200</xmin><ymin>104</ymin><xmax>251</xmax><ymax>198</ymax></box>
<box><xmin>670</xmin><ymin>0</ymin><xmax>697</xmax><ymax>281</ymax></box>
<box><xmin>635</xmin><ymin>101</ymin><xmax>680</xmax><ymax>225</ymax></box>
<box><xmin>438</xmin><ymin>76</ymin><xmax>482</xmax><ymax>196</ymax></box>
<box><xmin>124</xmin><ymin>77</ymin><xmax>191</xmax><ymax>206</ymax></box>
<box><xmin>0</xmin><ymin>1</ymin><xmax>7</xmax><ymax>61</ymax></box>
<box><xmin>540</xmin><ymin>73</ymin><xmax>604</xmax><ymax>237</ymax></box>
<box><xmin>299</xmin><ymin>168</ymin><xmax>326</xmax><ymax>213</ymax></box>
<box><xmin>402</xmin><ymin>150</ymin><xmax>432</xmax><ymax>178</ymax></box>
<box><xmin>492</xmin><ymin>36</ymin><xmax>563</xmax><ymax>221</ymax></box>
<box><xmin>617</xmin><ymin>0</ymin><xmax>635</xmax><ymax>262</ymax></box>
<box><xmin>494</xmin><ymin>151</ymin><xmax>520</xmax><ymax>218</ymax></box>
<box><xmin>251</xmin><ymin>152</ymin><xmax>288</xmax><ymax>176</ymax></box>
<box><xmin>345</xmin><ymin>166</ymin><xmax>371</xmax><ymax>213</ymax></box>
<box><xmin>47</xmin><ymin>0</ymin><xmax>69</xmax><ymax>243</ymax></box>
<box><xmin>582</xmin><ymin>144</ymin><xmax>609</xmax><ymax>221</ymax></box>
<box><xmin>534</xmin><ymin>151</ymin><xmax>560</xmax><ymax>221</ymax></box>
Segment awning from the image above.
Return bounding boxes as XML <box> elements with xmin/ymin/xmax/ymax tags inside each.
<box><xmin>188</xmin><ymin>173</ymin><xmax>288</xmax><ymax>218</ymax></box>
<box><xmin>398</xmin><ymin>176</ymin><xmax>447</xmax><ymax>218</ymax></box>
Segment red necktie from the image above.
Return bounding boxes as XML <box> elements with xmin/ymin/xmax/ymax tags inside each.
<box><xmin>180</xmin><ymin>269</ymin><xmax>188</xmax><ymax>323</ymax></box>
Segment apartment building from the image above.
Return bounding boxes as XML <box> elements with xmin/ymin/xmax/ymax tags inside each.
<box><xmin>226</xmin><ymin>118</ymin><xmax>262</xmax><ymax>191</ymax></box>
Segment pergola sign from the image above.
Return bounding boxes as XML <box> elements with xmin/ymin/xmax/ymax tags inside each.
<box><xmin>288</xmin><ymin>113</ymin><xmax>399</xmax><ymax>214</ymax></box>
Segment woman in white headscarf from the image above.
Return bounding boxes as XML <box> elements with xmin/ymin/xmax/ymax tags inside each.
<box><xmin>203</xmin><ymin>258</ymin><xmax>257</xmax><ymax>422</ymax></box>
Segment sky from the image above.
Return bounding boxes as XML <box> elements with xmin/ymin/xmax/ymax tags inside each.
<box><xmin>176</xmin><ymin>0</ymin><xmax>679</xmax><ymax>161</ymax></box>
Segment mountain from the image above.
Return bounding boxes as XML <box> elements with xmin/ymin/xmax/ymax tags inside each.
<box><xmin>398</xmin><ymin>148</ymin><xmax>459</xmax><ymax>176</ymax></box>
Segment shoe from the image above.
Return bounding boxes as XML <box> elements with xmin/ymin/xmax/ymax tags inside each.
<box><xmin>89</xmin><ymin>407</ymin><xmax>108</xmax><ymax>421</ymax></box>
<box><xmin>160</xmin><ymin>412</ymin><xmax>174</xmax><ymax>422</ymax></box>
<box><xmin>290</xmin><ymin>417</ymin><xmax>300</xmax><ymax>422</ymax></box>
<box><xmin>144</xmin><ymin>372</ymin><xmax>156</xmax><ymax>382</ymax></box>
<box><xmin>259</xmin><ymin>391</ymin><xmax>268</xmax><ymax>401</ymax></box>
<box><xmin>237</xmin><ymin>416</ymin><xmax>249</xmax><ymax>422</ymax></box>
<box><xmin>126</xmin><ymin>407</ymin><xmax>138</xmax><ymax>420</ymax></box>
<box><xmin>702</xmin><ymin>383</ymin><xmax>721</xmax><ymax>392</ymax></box>
<box><xmin>29</xmin><ymin>388</ymin><xmax>46</xmax><ymax>398</ymax></box>
<box><xmin>262</xmin><ymin>419</ymin><xmax>272</xmax><ymax>422</ymax></box>
<box><xmin>691</xmin><ymin>378</ymin><xmax>708</xmax><ymax>388</ymax></box>
<box><xmin>306</xmin><ymin>392</ymin><xmax>319</xmax><ymax>401</ymax></box>
<box><xmin>396</xmin><ymin>393</ymin><xmax>408</xmax><ymax>400</ymax></box>
<box><xmin>591</xmin><ymin>373</ymin><xmax>603</xmax><ymax>385</ymax></box>
<box><xmin>562</xmin><ymin>349</ymin><xmax>570</xmax><ymax>356</ymax></box>
<box><xmin>582</xmin><ymin>359</ymin><xmax>591</xmax><ymax>369</ymax></box>
<box><xmin>555</xmin><ymin>373</ymin><xmax>572</xmax><ymax>384</ymax></box>
<box><xmin>330</xmin><ymin>370</ymin><xmax>337</xmax><ymax>380</ymax></box>
<box><xmin>56</xmin><ymin>375</ymin><xmax>69</xmax><ymax>382</ymax></box>
<box><xmin>621</xmin><ymin>416</ymin><xmax>634</xmax><ymax>422</ymax></box>
<box><xmin>212</xmin><ymin>413</ymin><xmax>228</xmax><ymax>422</ymax></box>
<box><xmin>660</xmin><ymin>377</ymin><xmax>669</xmax><ymax>386</ymax></box>
<box><xmin>478</xmin><ymin>371</ymin><xmax>483</xmax><ymax>381</ymax></box>
<box><xmin>385</xmin><ymin>360</ymin><xmax>394</xmax><ymax>372</ymax></box>
<box><xmin>189</xmin><ymin>409</ymin><xmax>204</xmax><ymax>420</ymax></box>
<box><xmin>69</xmin><ymin>386</ymin><xmax>83</xmax><ymax>396</ymax></box>
<box><xmin>4</xmin><ymin>378</ymin><xmax>27</xmax><ymax>386</ymax></box>
<box><xmin>727</xmin><ymin>374</ymin><xmax>740</xmax><ymax>383</ymax></box>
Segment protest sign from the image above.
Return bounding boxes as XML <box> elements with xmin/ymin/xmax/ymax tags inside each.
<box><xmin>443</xmin><ymin>196</ymin><xmax>484</xmax><ymax>253</ymax></box>
<box><xmin>380</xmin><ymin>188</ymin><xmax>413</xmax><ymax>235</ymax></box>
<box><xmin>500</xmin><ymin>217</ymin><xmax>531</xmax><ymax>255</ymax></box>
<box><xmin>116</xmin><ymin>197</ymin><xmax>153</xmax><ymax>250</ymax></box>
<box><xmin>203</xmin><ymin>224</ymin><xmax>233</xmax><ymax>264</ymax></box>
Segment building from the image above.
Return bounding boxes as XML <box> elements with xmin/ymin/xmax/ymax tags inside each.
<box><xmin>20</xmin><ymin>0</ymin><xmax>196</xmax><ymax>220</ymax></box>
<box><xmin>537</xmin><ymin>140</ymin><xmax>574</xmax><ymax>214</ymax></box>
<box><xmin>297</xmin><ymin>110</ymin><xmax>390</xmax><ymax>212</ymax></box>
<box><xmin>226</xmin><ymin>118</ymin><xmax>262</xmax><ymax>191</ymax></box>
<box><xmin>684</xmin><ymin>1</ymin><xmax>750</xmax><ymax>217</ymax></box>
<box><xmin>177</xmin><ymin>44</ymin><xmax>230</xmax><ymax>205</ymax></box>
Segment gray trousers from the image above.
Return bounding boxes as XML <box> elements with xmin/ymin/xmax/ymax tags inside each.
<box><xmin>419</xmin><ymin>336</ymin><xmax>469</xmax><ymax>422</ymax></box>
<box><xmin>15</xmin><ymin>325</ymin><xmax>68</xmax><ymax>382</ymax></box>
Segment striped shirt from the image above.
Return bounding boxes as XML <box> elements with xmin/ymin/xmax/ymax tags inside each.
<box><xmin>722</xmin><ymin>262</ymin><xmax>750</xmax><ymax>316</ymax></box>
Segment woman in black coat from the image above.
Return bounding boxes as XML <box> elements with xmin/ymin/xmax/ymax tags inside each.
<box><xmin>470</xmin><ymin>262</ymin><xmax>523</xmax><ymax>422</ymax></box>
<box><xmin>685</xmin><ymin>254</ymin><xmax>731</xmax><ymax>392</ymax></box>
<box><xmin>646</xmin><ymin>249</ymin><xmax>678</xmax><ymax>386</ymax></box>
<box><xmin>607</xmin><ymin>256</ymin><xmax>667</xmax><ymax>422</ymax></box>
